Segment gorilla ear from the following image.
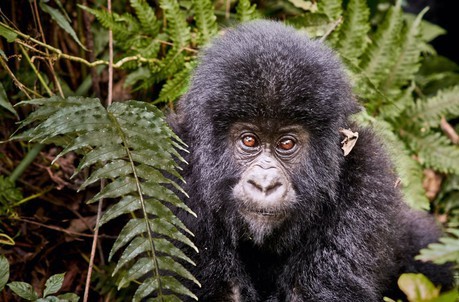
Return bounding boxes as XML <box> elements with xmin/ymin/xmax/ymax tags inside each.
<box><xmin>339</xmin><ymin>128</ymin><xmax>359</xmax><ymax>156</ymax></box>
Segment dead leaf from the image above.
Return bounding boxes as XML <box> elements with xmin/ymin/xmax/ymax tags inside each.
<box><xmin>339</xmin><ymin>128</ymin><xmax>359</xmax><ymax>156</ymax></box>
<box><xmin>441</xmin><ymin>116</ymin><xmax>459</xmax><ymax>144</ymax></box>
<box><xmin>422</xmin><ymin>169</ymin><xmax>442</xmax><ymax>201</ymax></box>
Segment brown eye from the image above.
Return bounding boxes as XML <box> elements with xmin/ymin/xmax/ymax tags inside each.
<box><xmin>277</xmin><ymin>138</ymin><xmax>295</xmax><ymax>151</ymax></box>
<box><xmin>242</xmin><ymin>135</ymin><xmax>258</xmax><ymax>148</ymax></box>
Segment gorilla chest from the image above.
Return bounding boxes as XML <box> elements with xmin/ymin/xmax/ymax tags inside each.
<box><xmin>237</xmin><ymin>242</ymin><xmax>292</xmax><ymax>299</ymax></box>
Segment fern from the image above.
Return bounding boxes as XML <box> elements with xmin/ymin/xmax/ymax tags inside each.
<box><xmin>381</xmin><ymin>8</ymin><xmax>428</xmax><ymax>96</ymax></box>
<box><xmin>236</xmin><ymin>0</ymin><xmax>259</xmax><ymax>22</ymax></box>
<box><xmin>192</xmin><ymin>0</ymin><xmax>218</xmax><ymax>45</ymax></box>
<box><xmin>13</xmin><ymin>97</ymin><xmax>198</xmax><ymax>301</ymax></box>
<box><xmin>80</xmin><ymin>6</ymin><xmax>139</xmax><ymax>43</ymax></box>
<box><xmin>358</xmin><ymin>0</ymin><xmax>404</xmax><ymax>89</ymax></box>
<box><xmin>316</xmin><ymin>0</ymin><xmax>342</xmax><ymax>20</ymax></box>
<box><xmin>155</xmin><ymin>61</ymin><xmax>197</xmax><ymax>104</ymax></box>
<box><xmin>416</xmin><ymin>229</ymin><xmax>459</xmax><ymax>264</ymax></box>
<box><xmin>160</xmin><ymin>0</ymin><xmax>190</xmax><ymax>50</ymax></box>
<box><xmin>130</xmin><ymin>0</ymin><xmax>161</xmax><ymax>37</ymax></box>
<box><xmin>408</xmin><ymin>132</ymin><xmax>459</xmax><ymax>174</ymax></box>
<box><xmin>334</xmin><ymin>0</ymin><xmax>370</xmax><ymax>64</ymax></box>
<box><xmin>407</xmin><ymin>85</ymin><xmax>459</xmax><ymax>129</ymax></box>
<box><xmin>379</xmin><ymin>82</ymin><xmax>415</xmax><ymax>120</ymax></box>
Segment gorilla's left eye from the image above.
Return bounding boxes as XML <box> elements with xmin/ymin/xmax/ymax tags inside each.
<box><xmin>277</xmin><ymin>137</ymin><xmax>295</xmax><ymax>151</ymax></box>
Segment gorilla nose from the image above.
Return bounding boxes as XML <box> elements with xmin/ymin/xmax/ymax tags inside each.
<box><xmin>247</xmin><ymin>178</ymin><xmax>282</xmax><ymax>195</ymax></box>
<box><xmin>244</xmin><ymin>168</ymin><xmax>287</xmax><ymax>202</ymax></box>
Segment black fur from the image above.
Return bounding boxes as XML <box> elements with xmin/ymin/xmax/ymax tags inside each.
<box><xmin>168</xmin><ymin>20</ymin><xmax>454</xmax><ymax>301</ymax></box>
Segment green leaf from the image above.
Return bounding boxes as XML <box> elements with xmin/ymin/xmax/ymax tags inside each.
<box><xmin>236</xmin><ymin>0</ymin><xmax>259</xmax><ymax>22</ymax></box>
<box><xmin>56</xmin><ymin>293</ymin><xmax>80</xmax><ymax>302</ymax></box>
<box><xmin>159</xmin><ymin>0</ymin><xmax>190</xmax><ymax>49</ymax></box>
<box><xmin>335</xmin><ymin>0</ymin><xmax>370</xmax><ymax>64</ymax></box>
<box><xmin>39</xmin><ymin>1</ymin><xmax>87</xmax><ymax>50</ymax></box>
<box><xmin>404</xmin><ymin>14</ymin><xmax>446</xmax><ymax>43</ymax></box>
<box><xmin>380</xmin><ymin>7</ymin><xmax>427</xmax><ymax>95</ymax></box>
<box><xmin>134</xmin><ymin>276</ymin><xmax>198</xmax><ymax>301</ymax></box>
<box><xmin>416</xmin><ymin>229</ymin><xmax>459</xmax><ymax>264</ymax></box>
<box><xmin>192</xmin><ymin>0</ymin><xmax>218</xmax><ymax>45</ymax></box>
<box><xmin>0</xmin><ymin>23</ymin><xmax>18</xmax><ymax>42</ymax></box>
<box><xmin>359</xmin><ymin>0</ymin><xmax>404</xmax><ymax>88</ymax></box>
<box><xmin>410</xmin><ymin>132</ymin><xmax>459</xmax><ymax>174</ymax></box>
<box><xmin>0</xmin><ymin>255</ymin><xmax>9</xmax><ymax>291</ymax></box>
<box><xmin>8</xmin><ymin>282</ymin><xmax>39</xmax><ymax>300</ymax></box>
<box><xmin>14</xmin><ymin>97</ymin><xmax>194</xmax><ymax>300</ymax></box>
<box><xmin>0</xmin><ymin>81</ymin><xmax>18</xmax><ymax>118</ymax></box>
<box><xmin>316</xmin><ymin>0</ymin><xmax>342</xmax><ymax>20</ymax></box>
<box><xmin>43</xmin><ymin>273</ymin><xmax>65</xmax><ymax>297</ymax></box>
<box><xmin>130</xmin><ymin>0</ymin><xmax>161</xmax><ymax>37</ymax></box>
<box><xmin>397</xmin><ymin>273</ymin><xmax>440</xmax><ymax>301</ymax></box>
<box><xmin>408</xmin><ymin>86</ymin><xmax>459</xmax><ymax>129</ymax></box>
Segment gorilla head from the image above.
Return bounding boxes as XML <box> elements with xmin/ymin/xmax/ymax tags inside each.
<box><xmin>176</xmin><ymin>21</ymin><xmax>359</xmax><ymax>245</ymax></box>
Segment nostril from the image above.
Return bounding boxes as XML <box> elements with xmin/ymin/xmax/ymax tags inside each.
<box><xmin>265</xmin><ymin>182</ymin><xmax>282</xmax><ymax>195</ymax></box>
<box><xmin>247</xmin><ymin>179</ymin><xmax>263</xmax><ymax>192</ymax></box>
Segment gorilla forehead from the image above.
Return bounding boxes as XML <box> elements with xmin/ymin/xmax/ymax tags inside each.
<box><xmin>185</xmin><ymin>20</ymin><xmax>356</xmax><ymax>128</ymax></box>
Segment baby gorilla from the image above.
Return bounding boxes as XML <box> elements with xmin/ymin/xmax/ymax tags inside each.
<box><xmin>169</xmin><ymin>20</ymin><xmax>454</xmax><ymax>301</ymax></box>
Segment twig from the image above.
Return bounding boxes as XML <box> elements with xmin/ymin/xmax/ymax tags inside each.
<box><xmin>83</xmin><ymin>0</ymin><xmax>114</xmax><ymax>298</ymax></box>
<box><xmin>11</xmin><ymin>217</ymin><xmax>116</xmax><ymax>239</ymax></box>
<box><xmin>0</xmin><ymin>59</ymin><xmax>39</xmax><ymax>99</ymax></box>
<box><xmin>320</xmin><ymin>16</ymin><xmax>343</xmax><ymax>43</ymax></box>
<box><xmin>1</xmin><ymin>22</ymin><xmax>165</xmax><ymax>67</ymax></box>
<box><xmin>441</xmin><ymin>116</ymin><xmax>459</xmax><ymax>144</ymax></box>
<box><xmin>32</xmin><ymin>0</ymin><xmax>64</xmax><ymax>97</ymax></box>
<box><xmin>18</xmin><ymin>44</ymin><xmax>53</xmax><ymax>96</ymax></box>
<box><xmin>225</xmin><ymin>0</ymin><xmax>230</xmax><ymax>20</ymax></box>
<box><xmin>156</xmin><ymin>39</ymin><xmax>198</xmax><ymax>53</ymax></box>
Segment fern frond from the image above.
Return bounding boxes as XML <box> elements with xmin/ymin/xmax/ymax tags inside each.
<box><xmin>192</xmin><ymin>0</ymin><xmax>218</xmax><ymax>45</ymax></box>
<box><xmin>408</xmin><ymin>132</ymin><xmax>459</xmax><ymax>174</ymax></box>
<box><xmin>334</xmin><ymin>0</ymin><xmax>370</xmax><ymax>64</ymax></box>
<box><xmin>379</xmin><ymin>82</ymin><xmax>415</xmax><ymax>120</ymax></box>
<box><xmin>236</xmin><ymin>0</ymin><xmax>259</xmax><ymax>22</ymax></box>
<box><xmin>416</xmin><ymin>229</ymin><xmax>459</xmax><ymax>264</ymax></box>
<box><xmin>155</xmin><ymin>61</ymin><xmax>197</xmax><ymax>104</ymax></box>
<box><xmin>381</xmin><ymin>8</ymin><xmax>428</xmax><ymax>95</ymax></box>
<box><xmin>13</xmin><ymin>97</ymin><xmax>197</xmax><ymax>301</ymax></box>
<box><xmin>160</xmin><ymin>0</ymin><xmax>191</xmax><ymax>49</ymax></box>
<box><xmin>130</xmin><ymin>0</ymin><xmax>161</xmax><ymax>37</ymax></box>
<box><xmin>358</xmin><ymin>0</ymin><xmax>403</xmax><ymax>88</ymax></box>
<box><xmin>79</xmin><ymin>6</ymin><xmax>139</xmax><ymax>42</ymax></box>
<box><xmin>317</xmin><ymin>0</ymin><xmax>342</xmax><ymax>20</ymax></box>
<box><xmin>154</xmin><ymin>48</ymin><xmax>186</xmax><ymax>81</ymax></box>
<box><xmin>407</xmin><ymin>85</ymin><xmax>459</xmax><ymax>129</ymax></box>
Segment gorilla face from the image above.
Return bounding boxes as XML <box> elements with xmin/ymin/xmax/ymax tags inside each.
<box><xmin>230</xmin><ymin>121</ymin><xmax>308</xmax><ymax>242</ymax></box>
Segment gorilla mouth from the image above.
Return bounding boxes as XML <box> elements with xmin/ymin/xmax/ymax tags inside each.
<box><xmin>241</xmin><ymin>208</ymin><xmax>286</xmax><ymax>220</ymax></box>
<box><xmin>254</xmin><ymin>210</ymin><xmax>279</xmax><ymax>217</ymax></box>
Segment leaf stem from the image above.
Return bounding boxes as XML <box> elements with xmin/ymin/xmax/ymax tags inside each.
<box><xmin>9</xmin><ymin>143</ymin><xmax>44</xmax><ymax>183</ymax></box>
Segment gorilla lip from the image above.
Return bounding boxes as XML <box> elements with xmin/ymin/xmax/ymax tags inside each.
<box><xmin>241</xmin><ymin>208</ymin><xmax>286</xmax><ymax>219</ymax></box>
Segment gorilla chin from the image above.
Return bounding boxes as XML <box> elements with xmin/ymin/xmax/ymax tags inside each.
<box><xmin>239</xmin><ymin>206</ymin><xmax>289</xmax><ymax>244</ymax></box>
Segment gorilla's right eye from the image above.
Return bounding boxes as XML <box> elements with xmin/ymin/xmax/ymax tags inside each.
<box><xmin>241</xmin><ymin>135</ymin><xmax>258</xmax><ymax>148</ymax></box>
